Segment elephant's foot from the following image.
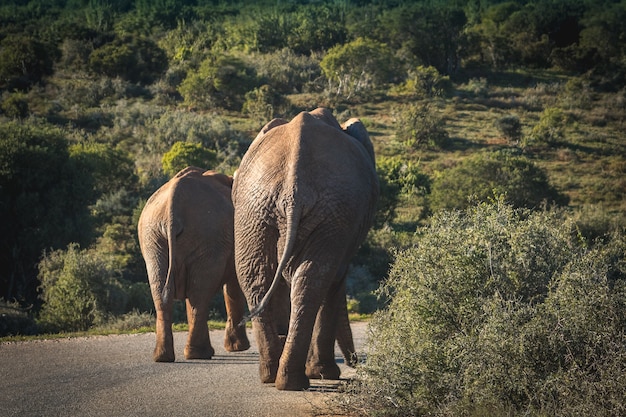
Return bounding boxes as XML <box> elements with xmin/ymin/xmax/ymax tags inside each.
<box><xmin>184</xmin><ymin>344</ymin><xmax>215</xmax><ymax>360</ymax></box>
<box><xmin>259</xmin><ymin>361</ymin><xmax>278</xmax><ymax>383</ymax></box>
<box><xmin>306</xmin><ymin>362</ymin><xmax>341</xmax><ymax>380</ymax></box>
<box><xmin>275</xmin><ymin>370</ymin><xmax>310</xmax><ymax>391</ymax></box>
<box><xmin>153</xmin><ymin>346</ymin><xmax>175</xmax><ymax>362</ymax></box>
<box><xmin>224</xmin><ymin>325</ymin><xmax>250</xmax><ymax>352</ymax></box>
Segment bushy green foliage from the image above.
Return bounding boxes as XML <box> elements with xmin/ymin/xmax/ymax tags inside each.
<box><xmin>161</xmin><ymin>141</ymin><xmax>217</xmax><ymax>178</ymax></box>
<box><xmin>178</xmin><ymin>53</ymin><xmax>258</xmax><ymax>110</ymax></box>
<box><xmin>250</xmin><ymin>48</ymin><xmax>321</xmax><ymax>94</ymax></box>
<box><xmin>242</xmin><ymin>84</ymin><xmax>284</xmax><ymax>125</ymax></box>
<box><xmin>320</xmin><ymin>37</ymin><xmax>399</xmax><ymax>100</ymax></box>
<box><xmin>429</xmin><ymin>150</ymin><xmax>569</xmax><ymax>212</ymax></box>
<box><xmin>88</xmin><ymin>35</ymin><xmax>167</xmax><ymax>84</ymax></box>
<box><xmin>394</xmin><ymin>102</ymin><xmax>450</xmax><ymax>149</ymax></box>
<box><xmin>38</xmin><ymin>243</ymin><xmax>129</xmax><ymax>332</ymax></box>
<box><xmin>392</xmin><ymin>66</ymin><xmax>453</xmax><ymax>99</ymax></box>
<box><xmin>495</xmin><ymin>114</ymin><xmax>522</xmax><ymax>143</ymax></box>
<box><xmin>348</xmin><ymin>202</ymin><xmax>626</xmax><ymax>416</ymax></box>
<box><xmin>375</xmin><ymin>156</ymin><xmax>430</xmax><ymax>226</ymax></box>
<box><xmin>525</xmin><ymin>107</ymin><xmax>568</xmax><ymax>147</ymax></box>
<box><xmin>0</xmin><ymin>121</ymin><xmax>93</xmax><ymax>304</ymax></box>
<box><xmin>0</xmin><ymin>34</ymin><xmax>54</xmax><ymax>90</ymax></box>
<box><xmin>0</xmin><ymin>92</ymin><xmax>29</xmax><ymax>118</ymax></box>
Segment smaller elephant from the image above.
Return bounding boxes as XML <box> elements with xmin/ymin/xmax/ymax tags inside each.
<box><xmin>138</xmin><ymin>167</ymin><xmax>249</xmax><ymax>362</ymax></box>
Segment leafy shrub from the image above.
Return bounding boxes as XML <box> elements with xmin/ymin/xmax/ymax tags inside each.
<box><xmin>376</xmin><ymin>156</ymin><xmax>430</xmax><ymax>226</ymax></box>
<box><xmin>525</xmin><ymin>107</ymin><xmax>567</xmax><ymax>147</ymax></box>
<box><xmin>429</xmin><ymin>150</ymin><xmax>569</xmax><ymax>211</ymax></box>
<box><xmin>88</xmin><ymin>35</ymin><xmax>167</xmax><ymax>84</ymax></box>
<box><xmin>0</xmin><ymin>92</ymin><xmax>29</xmax><ymax>118</ymax></box>
<box><xmin>161</xmin><ymin>142</ymin><xmax>217</xmax><ymax>178</ymax></box>
<box><xmin>495</xmin><ymin>114</ymin><xmax>522</xmax><ymax>143</ymax></box>
<box><xmin>242</xmin><ymin>84</ymin><xmax>287</xmax><ymax>125</ymax></box>
<box><xmin>251</xmin><ymin>48</ymin><xmax>321</xmax><ymax>94</ymax></box>
<box><xmin>0</xmin><ymin>34</ymin><xmax>54</xmax><ymax>90</ymax></box>
<box><xmin>394</xmin><ymin>102</ymin><xmax>450</xmax><ymax>149</ymax></box>
<box><xmin>392</xmin><ymin>65</ymin><xmax>453</xmax><ymax>99</ymax></box>
<box><xmin>178</xmin><ymin>54</ymin><xmax>258</xmax><ymax>110</ymax></box>
<box><xmin>345</xmin><ymin>202</ymin><xmax>626</xmax><ymax>417</ymax></box>
<box><xmin>320</xmin><ymin>37</ymin><xmax>400</xmax><ymax>100</ymax></box>
<box><xmin>0</xmin><ymin>299</ymin><xmax>38</xmax><ymax>336</ymax></box>
<box><xmin>38</xmin><ymin>243</ymin><xmax>129</xmax><ymax>332</ymax></box>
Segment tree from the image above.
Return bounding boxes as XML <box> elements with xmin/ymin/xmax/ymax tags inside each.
<box><xmin>376</xmin><ymin>3</ymin><xmax>466</xmax><ymax>75</ymax></box>
<box><xmin>0</xmin><ymin>122</ymin><xmax>92</xmax><ymax>306</ymax></box>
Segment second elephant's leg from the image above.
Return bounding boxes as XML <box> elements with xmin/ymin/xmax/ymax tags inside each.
<box><xmin>184</xmin><ymin>297</ymin><xmax>214</xmax><ymax>360</ymax></box>
<box><xmin>223</xmin><ymin>273</ymin><xmax>250</xmax><ymax>352</ymax></box>
<box><xmin>154</xmin><ymin>305</ymin><xmax>175</xmax><ymax>362</ymax></box>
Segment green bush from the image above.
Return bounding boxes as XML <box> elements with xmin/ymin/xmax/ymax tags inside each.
<box><xmin>0</xmin><ymin>92</ymin><xmax>29</xmax><ymax>118</ymax></box>
<box><xmin>392</xmin><ymin>65</ymin><xmax>453</xmax><ymax>99</ymax></box>
<box><xmin>429</xmin><ymin>150</ymin><xmax>569</xmax><ymax>212</ymax></box>
<box><xmin>525</xmin><ymin>107</ymin><xmax>568</xmax><ymax>147</ymax></box>
<box><xmin>345</xmin><ymin>202</ymin><xmax>626</xmax><ymax>416</ymax></box>
<box><xmin>0</xmin><ymin>34</ymin><xmax>54</xmax><ymax>90</ymax></box>
<box><xmin>161</xmin><ymin>142</ymin><xmax>217</xmax><ymax>178</ymax></box>
<box><xmin>88</xmin><ymin>35</ymin><xmax>167</xmax><ymax>84</ymax></box>
<box><xmin>242</xmin><ymin>84</ymin><xmax>286</xmax><ymax>125</ymax></box>
<box><xmin>38</xmin><ymin>243</ymin><xmax>129</xmax><ymax>332</ymax></box>
<box><xmin>178</xmin><ymin>54</ymin><xmax>258</xmax><ymax>110</ymax></box>
<box><xmin>320</xmin><ymin>37</ymin><xmax>400</xmax><ymax>100</ymax></box>
<box><xmin>375</xmin><ymin>156</ymin><xmax>430</xmax><ymax>226</ymax></box>
<box><xmin>394</xmin><ymin>102</ymin><xmax>450</xmax><ymax>149</ymax></box>
<box><xmin>251</xmin><ymin>48</ymin><xmax>321</xmax><ymax>94</ymax></box>
<box><xmin>495</xmin><ymin>114</ymin><xmax>522</xmax><ymax>143</ymax></box>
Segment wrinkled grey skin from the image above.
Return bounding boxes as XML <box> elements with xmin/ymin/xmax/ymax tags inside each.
<box><xmin>138</xmin><ymin>167</ymin><xmax>250</xmax><ymax>362</ymax></box>
<box><xmin>232</xmin><ymin>108</ymin><xmax>379</xmax><ymax>390</ymax></box>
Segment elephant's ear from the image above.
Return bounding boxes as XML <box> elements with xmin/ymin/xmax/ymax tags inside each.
<box><xmin>342</xmin><ymin>118</ymin><xmax>375</xmax><ymax>164</ymax></box>
<box><xmin>253</xmin><ymin>118</ymin><xmax>288</xmax><ymax>142</ymax></box>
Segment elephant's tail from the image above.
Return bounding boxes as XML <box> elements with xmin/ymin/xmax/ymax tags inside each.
<box><xmin>162</xmin><ymin>196</ymin><xmax>180</xmax><ymax>306</ymax></box>
<box><xmin>244</xmin><ymin>203</ymin><xmax>300</xmax><ymax>322</ymax></box>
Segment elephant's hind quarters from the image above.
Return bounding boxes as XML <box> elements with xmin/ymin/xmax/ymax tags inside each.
<box><xmin>233</xmin><ymin>108</ymin><xmax>378</xmax><ymax>391</ymax></box>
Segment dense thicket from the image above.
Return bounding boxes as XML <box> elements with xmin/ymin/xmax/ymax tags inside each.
<box><xmin>0</xmin><ymin>0</ymin><xmax>624</xmax><ymax>339</ymax></box>
<box><xmin>344</xmin><ymin>202</ymin><xmax>626</xmax><ymax>416</ymax></box>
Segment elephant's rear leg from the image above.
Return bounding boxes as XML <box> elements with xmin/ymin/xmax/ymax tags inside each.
<box><xmin>154</xmin><ymin>307</ymin><xmax>175</xmax><ymax>362</ymax></box>
<box><xmin>184</xmin><ymin>298</ymin><xmax>215</xmax><ymax>360</ymax></box>
<box><xmin>222</xmin><ymin>273</ymin><xmax>250</xmax><ymax>352</ymax></box>
<box><xmin>306</xmin><ymin>283</ymin><xmax>344</xmax><ymax>380</ymax></box>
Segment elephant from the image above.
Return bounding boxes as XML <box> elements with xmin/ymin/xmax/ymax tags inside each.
<box><xmin>138</xmin><ymin>166</ymin><xmax>250</xmax><ymax>362</ymax></box>
<box><xmin>232</xmin><ymin>108</ymin><xmax>379</xmax><ymax>390</ymax></box>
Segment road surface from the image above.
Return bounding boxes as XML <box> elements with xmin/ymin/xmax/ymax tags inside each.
<box><xmin>0</xmin><ymin>322</ymin><xmax>368</xmax><ymax>417</ymax></box>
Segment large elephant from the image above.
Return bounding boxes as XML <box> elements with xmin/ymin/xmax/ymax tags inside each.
<box><xmin>138</xmin><ymin>167</ymin><xmax>250</xmax><ymax>362</ymax></box>
<box><xmin>232</xmin><ymin>108</ymin><xmax>379</xmax><ymax>390</ymax></box>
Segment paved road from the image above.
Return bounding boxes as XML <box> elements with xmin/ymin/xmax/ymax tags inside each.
<box><xmin>0</xmin><ymin>322</ymin><xmax>368</xmax><ymax>417</ymax></box>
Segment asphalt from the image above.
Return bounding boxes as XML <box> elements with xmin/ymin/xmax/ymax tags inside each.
<box><xmin>0</xmin><ymin>322</ymin><xmax>368</xmax><ymax>417</ymax></box>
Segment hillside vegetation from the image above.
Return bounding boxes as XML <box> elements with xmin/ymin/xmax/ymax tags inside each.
<box><xmin>1</xmin><ymin>1</ymin><xmax>626</xmax><ymax>413</ymax></box>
